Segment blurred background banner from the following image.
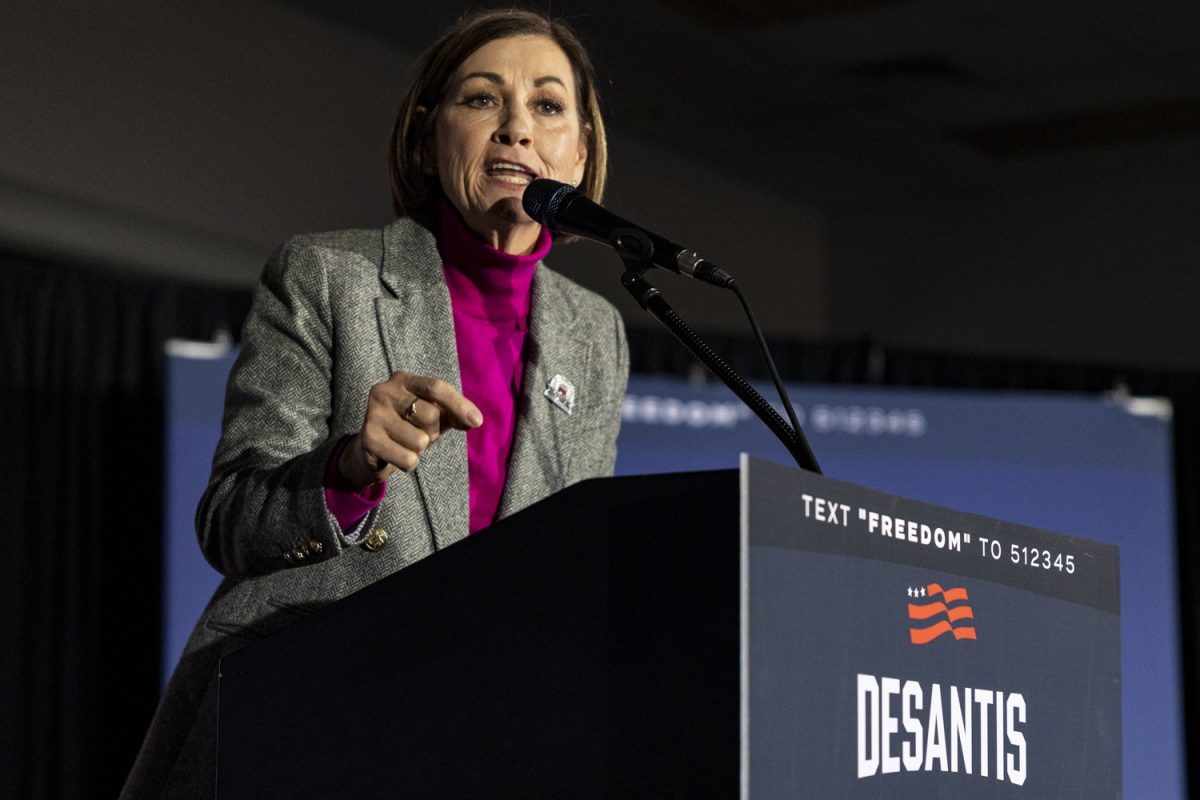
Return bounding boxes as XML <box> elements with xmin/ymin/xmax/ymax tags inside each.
<box><xmin>165</xmin><ymin>353</ymin><xmax>1179</xmax><ymax>798</ymax></box>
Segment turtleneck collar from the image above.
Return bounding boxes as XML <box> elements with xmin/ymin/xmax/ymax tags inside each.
<box><xmin>437</xmin><ymin>198</ymin><xmax>550</xmax><ymax>324</ymax></box>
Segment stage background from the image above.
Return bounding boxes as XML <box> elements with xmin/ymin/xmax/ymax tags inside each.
<box><xmin>165</xmin><ymin>352</ymin><xmax>1180</xmax><ymax>798</ymax></box>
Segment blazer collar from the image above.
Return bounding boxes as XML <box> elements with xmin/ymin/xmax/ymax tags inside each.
<box><xmin>376</xmin><ymin>217</ymin><xmax>468</xmax><ymax>551</ymax></box>
<box><xmin>379</xmin><ymin>214</ymin><xmax>444</xmax><ymax>299</ymax></box>
<box><xmin>497</xmin><ymin>267</ymin><xmax>589</xmax><ymax>519</ymax></box>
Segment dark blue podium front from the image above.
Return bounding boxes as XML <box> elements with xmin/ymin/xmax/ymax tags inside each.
<box><xmin>217</xmin><ymin>458</ymin><xmax>1119</xmax><ymax>798</ymax></box>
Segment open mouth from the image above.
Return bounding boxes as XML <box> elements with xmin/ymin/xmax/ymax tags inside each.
<box><xmin>485</xmin><ymin>161</ymin><xmax>537</xmax><ymax>184</ymax></box>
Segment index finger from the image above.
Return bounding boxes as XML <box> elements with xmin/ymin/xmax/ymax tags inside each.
<box><xmin>408</xmin><ymin>375</ymin><xmax>483</xmax><ymax>429</ymax></box>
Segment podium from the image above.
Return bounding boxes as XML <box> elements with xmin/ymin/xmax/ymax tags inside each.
<box><xmin>217</xmin><ymin>457</ymin><xmax>1121</xmax><ymax>798</ymax></box>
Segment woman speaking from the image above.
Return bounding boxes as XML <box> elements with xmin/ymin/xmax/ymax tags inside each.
<box><xmin>122</xmin><ymin>9</ymin><xmax>627</xmax><ymax>797</ymax></box>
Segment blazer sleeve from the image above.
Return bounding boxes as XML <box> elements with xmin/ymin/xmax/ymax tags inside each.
<box><xmin>196</xmin><ymin>237</ymin><xmax>365</xmax><ymax>578</ymax></box>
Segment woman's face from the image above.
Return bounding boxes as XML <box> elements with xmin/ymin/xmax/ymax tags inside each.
<box><xmin>428</xmin><ymin>34</ymin><xmax>588</xmax><ymax>253</ymax></box>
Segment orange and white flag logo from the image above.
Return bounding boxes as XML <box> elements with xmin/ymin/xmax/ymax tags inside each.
<box><xmin>907</xmin><ymin>583</ymin><xmax>976</xmax><ymax>644</ymax></box>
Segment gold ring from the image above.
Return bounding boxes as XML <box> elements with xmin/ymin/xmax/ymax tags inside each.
<box><xmin>403</xmin><ymin>399</ymin><xmax>419</xmax><ymax>421</ymax></box>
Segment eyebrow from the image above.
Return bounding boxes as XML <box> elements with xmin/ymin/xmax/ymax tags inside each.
<box><xmin>459</xmin><ymin>71</ymin><xmax>567</xmax><ymax>89</ymax></box>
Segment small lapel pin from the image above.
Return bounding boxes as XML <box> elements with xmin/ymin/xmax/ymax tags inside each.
<box><xmin>544</xmin><ymin>374</ymin><xmax>576</xmax><ymax>415</ymax></box>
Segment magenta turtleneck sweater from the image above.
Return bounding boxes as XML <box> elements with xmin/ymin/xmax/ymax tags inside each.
<box><xmin>324</xmin><ymin>202</ymin><xmax>548</xmax><ymax>534</ymax></box>
<box><xmin>439</xmin><ymin>200</ymin><xmax>547</xmax><ymax>531</ymax></box>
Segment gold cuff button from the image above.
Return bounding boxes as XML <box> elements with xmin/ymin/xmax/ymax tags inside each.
<box><xmin>309</xmin><ymin>540</ymin><xmax>325</xmax><ymax>555</ymax></box>
<box><xmin>364</xmin><ymin>527</ymin><xmax>389</xmax><ymax>552</ymax></box>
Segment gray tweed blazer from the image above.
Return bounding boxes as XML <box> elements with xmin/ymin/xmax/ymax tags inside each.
<box><xmin>121</xmin><ymin>215</ymin><xmax>628</xmax><ymax>799</ymax></box>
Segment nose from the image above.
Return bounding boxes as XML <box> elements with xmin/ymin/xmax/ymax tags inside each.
<box><xmin>494</xmin><ymin>103</ymin><xmax>533</xmax><ymax>146</ymax></box>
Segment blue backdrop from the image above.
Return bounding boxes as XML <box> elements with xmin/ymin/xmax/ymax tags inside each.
<box><xmin>165</xmin><ymin>354</ymin><xmax>1180</xmax><ymax>798</ymax></box>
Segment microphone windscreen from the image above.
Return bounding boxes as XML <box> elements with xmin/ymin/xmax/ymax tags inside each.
<box><xmin>522</xmin><ymin>179</ymin><xmax>576</xmax><ymax>226</ymax></box>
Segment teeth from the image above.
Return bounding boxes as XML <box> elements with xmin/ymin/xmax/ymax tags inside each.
<box><xmin>487</xmin><ymin>162</ymin><xmax>534</xmax><ymax>184</ymax></box>
<box><xmin>488</xmin><ymin>162</ymin><xmax>533</xmax><ymax>175</ymax></box>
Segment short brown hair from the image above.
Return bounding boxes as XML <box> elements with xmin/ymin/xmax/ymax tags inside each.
<box><xmin>389</xmin><ymin>9</ymin><xmax>608</xmax><ymax>218</ymax></box>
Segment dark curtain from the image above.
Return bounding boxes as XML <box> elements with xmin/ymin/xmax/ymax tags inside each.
<box><xmin>0</xmin><ymin>250</ymin><xmax>250</xmax><ymax>799</ymax></box>
<box><xmin>2</xmin><ymin>251</ymin><xmax>1195</xmax><ymax>796</ymax></box>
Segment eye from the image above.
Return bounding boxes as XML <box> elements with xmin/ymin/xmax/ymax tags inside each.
<box><xmin>534</xmin><ymin>97</ymin><xmax>565</xmax><ymax>116</ymax></box>
<box><xmin>462</xmin><ymin>92</ymin><xmax>497</xmax><ymax>109</ymax></box>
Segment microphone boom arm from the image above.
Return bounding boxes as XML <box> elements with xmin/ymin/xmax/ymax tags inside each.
<box><xmin>618</xmin><ymin>264</ymin><xmax>822</xmax><ymax>473</ymax></box>
<box><xmin>528</xmin><ymin>181</ymin><xmax>821</xmax><ymax>472</ymax></box>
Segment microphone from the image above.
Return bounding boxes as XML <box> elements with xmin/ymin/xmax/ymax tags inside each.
<box><xmin>522</xmin><ymin>179</ymin><xmax>734</xmax><ymax>288</ymax></box>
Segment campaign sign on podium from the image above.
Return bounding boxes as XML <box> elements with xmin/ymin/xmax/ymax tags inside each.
<box><xmin>217</xmin><ymin>457</ymin><xmax>1119</xmax><ymax>798</ymax></box>
<box><xmin>744</xmin><ymin>457</ymin><xmax>1121</xmax><ymax>797</ymax></box>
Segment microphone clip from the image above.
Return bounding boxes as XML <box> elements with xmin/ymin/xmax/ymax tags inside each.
<box><xmin>609</xmin><ymin>227</ymin><xmax>656</xmax><ymax>267</ymax></box>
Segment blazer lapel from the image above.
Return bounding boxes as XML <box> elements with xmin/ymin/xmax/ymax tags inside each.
<box><xmin>376</xmin><ymin>218</ymin><xmax>469</xmax><ymax>551</ymax></box>
<box><xmin>498</xmin><ymin>268</ymin><xmax>590</xmax><ymax>519</ymax></box>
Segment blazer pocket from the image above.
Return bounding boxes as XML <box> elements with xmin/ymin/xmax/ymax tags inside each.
<box><xmin>264</xmin><ymin>596</ymin><xmax>327</xmax><ymax>620</ymax></box>
<box><xmin>204</xmin><ymin>596</ymin><xmax>326</xmax><ymax>645</ymax></box>
<box><xmin>204</xmin><ymin>618</ymin><xmax>269</xmax><ymax>645</ymax></box>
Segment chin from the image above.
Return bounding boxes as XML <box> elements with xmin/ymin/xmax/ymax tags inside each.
<box><xmin>487</xmin><ymin>196</ymin><xmax>532</xmax><ymax>225</ymax></box>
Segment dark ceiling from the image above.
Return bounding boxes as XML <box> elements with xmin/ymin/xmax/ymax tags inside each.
<box><xmin>281</xmin><ymin>0</ymin><xmax>1200</xmax><ymax>214</ymax></box>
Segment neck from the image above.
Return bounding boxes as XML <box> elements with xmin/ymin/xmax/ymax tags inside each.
<box><xmin>436</xmin><ymin>199</ymin><xmax>550</xmax><ymax>321</ymax></box>
<box><xmin>455</xmin><ymin>200</ymin><xmax>543</xmax><ymax>255</ymax></box>
<box><xmin>486</xmin><ymin>222</ymin><xmax>542</xmax><ymax>255</ymax></box>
